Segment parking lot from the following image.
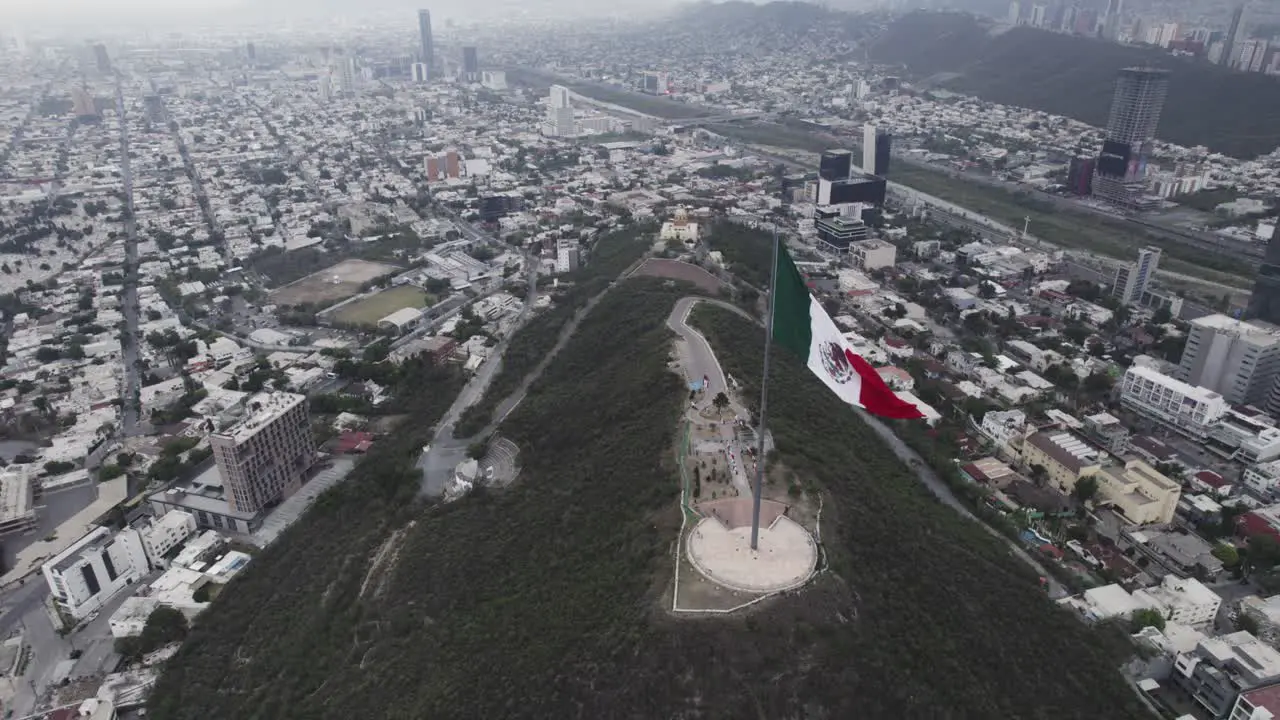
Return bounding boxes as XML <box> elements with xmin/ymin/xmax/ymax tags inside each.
<box><xmin>251</xmin><ymin>457</ymin><xmax>356</xmax><ymax>547</ymax></box>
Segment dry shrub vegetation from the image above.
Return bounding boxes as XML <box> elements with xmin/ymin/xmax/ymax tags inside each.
<box><xmin>147</xmin><ymin>278</ymin><xmax>1143</xmax><ymax>719</ymax></box>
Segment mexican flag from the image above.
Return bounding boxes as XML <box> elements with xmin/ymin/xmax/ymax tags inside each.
<box><xmin>771</xmin><ymin>246</ymin><xmax>925</xmax><ymax>420</ymax></box>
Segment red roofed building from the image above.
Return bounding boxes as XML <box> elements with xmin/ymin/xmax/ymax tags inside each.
<box><xmin>878</xmin><ymin>335</ymin><xmax>914</xmax><ymax>360</ymax></box>
<box><xmin>337</xmin><ymin>431</ymin><xmax>375</xmax><ymax>454</ymax></box>
<box><xmin>1230</xmin><ymin>681</ymin><xmax>1280</xmax><ymax>719</ymax></box>
<box><xmin>876</xmin><ymin>366</ymin><xmax>914</xmax><ymax>392</ymax></box>
<box><xmin>1192</xmin><ymin>470</ymin><xmax>1233</xmax><ymax>498</ymax></box>
<box><xmin>1040</xmin><ymin>544</ymin><xmax>1064</xmax><ymax>560</ymax></box>
<box><xmin>1239</xmin><ymin>506</ymin><xmax>1280</xmax><ymax>543</ymax></box>
<box><xmin>1018</xmin><ymin>315</ymin><xmax>1056</xmax><ymax>330</ymax></box>
<box><xmin>959</xmin><ymin>457</ymin><xmax>1019</xmax><ymax>488</ymax></box>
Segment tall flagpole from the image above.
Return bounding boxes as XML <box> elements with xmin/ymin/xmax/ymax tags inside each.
<box><xmin>749</xmin><ymin>225</ymin><xmax>780</xmax><ymax>551</ymax></box>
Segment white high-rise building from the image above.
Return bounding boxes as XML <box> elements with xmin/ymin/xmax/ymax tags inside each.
<box><xmin>1008</xmin><ymin>0</ymin><xmax>1022</xmax><ymax>24</ymax></box>
<box><xmin>549</xmin><ymin>84</ymin><xmax>571</xmax><ymax>109</ymax></box>
<box><xmin>1239</xmin><ymin>39</ymin><xmax>1270</xmax><ymax>72</ymax></box>
<box><xmin>1030</xmin><ymin>4</ymin><xmax>1047</xmax><ymax>26</ymax></box>
<box><xmin>555</xmin><ymin>242</ymin><xmax>581</xmax><ymax>273</ymax></box>
<box><xmin>481</xmin><ymin>70</ymin><xmax>507</xmax><ymax>90</ymax></box>
<box><xmin>318</xmin><ymin>75</ymin><xmax>333</xmax><ymax>103</ymax></box>
<box><xmin>542</xmin><ymin>85</ymin><xmax>575</xmax><ymax>137</ymax></box>
<box><xmin>1178</xmin><ymin>313</ymin><xmax>1280</xmax><ymax>408</ymax></box>
<box><xmin>862</xmin><ymin>123</ymin><xmax>879</xmax><ymax>175</ymax></box>
<box><xmin>1158</xmin><ymin>22</ymin><xmax>1181</xmax><ymax>47</ymax></box>
<box><xmin>1112</xmin><ymin>246</ymin><xmax>1160</xmax><ymax>304</ymax></box>
<box><xmin>411</xmin><ymin>62</ymin><xmax>429</xmax><ymax>83</ymax></box>
<box><xmin>338</xmin><ymin>57</ymin><xmax>359</xmax><ymax>95</ymax></box>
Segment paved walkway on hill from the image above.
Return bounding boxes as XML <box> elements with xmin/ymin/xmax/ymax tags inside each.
<box><xmin>667</xmin><ymin>297</ymin><xmax>1068</xmax><ymax>600</ymax></box>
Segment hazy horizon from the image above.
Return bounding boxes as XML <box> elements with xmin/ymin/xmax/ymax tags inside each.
<box><xmin>0</xmin><ymin>0</ymin><xmax>697</xmax><ymax>32</ymax></box>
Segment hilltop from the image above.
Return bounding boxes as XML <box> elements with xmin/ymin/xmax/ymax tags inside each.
<box><xmin>147</xmin><ymin>277</ymin><xmax>1145</xmax><ymax>719</ymax></box>
<box><xmin>869</xmin><ymin>11</ymin><xmax>1280</xmax><ymax>158</ymax></box>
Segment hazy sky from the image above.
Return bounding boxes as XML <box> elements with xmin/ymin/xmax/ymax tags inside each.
<box><xmin>0</xmin><ymin>0</ymin><xmax>683</xmax><ymax>29</ymax></box>
<box><xmin>0</xmin><ymin>0</ymin><xmax>252</xmax><ymax>25</ymax></box>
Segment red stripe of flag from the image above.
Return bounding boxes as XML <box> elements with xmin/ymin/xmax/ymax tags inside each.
<box><xmin>844</xmin><ymin>349</ymin><xmax>925</xmax><ymax>420</ymax></box>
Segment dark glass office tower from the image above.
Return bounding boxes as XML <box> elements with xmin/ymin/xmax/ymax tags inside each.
<box><xmin>873</xmin><ymin>130</ymin><xmax>892</xmax><ymax>176</ymax></box>
<box><xmin>1248</xmin><ymin>235</ymin><xmax>1280</xmax><ymax>323</ymax></box>
<box><xmin>1091</xmin><ymin>67</ymin><xmax>1169</xmax><ymax>208</ymax></box>
<box><xmin>1221</xmin><ymin>3</ymin><xmax>1246</xmax><ymax>67</ymax></box>
<box><xmin>819</xmin><ymin>149</ymin><xmax>852</xmax><ymax>181</ymax></box>
<box><xmin>418</xmin><ymin>10</ymin><xmax>434</xmax><ymax>71</ymax></box>
<box><xmin>462</xmin><ymin>47</ymin><xmax>478</xmax><ymax>81</ymax></box>
<box><xmin>92</xmin><ymin>43</ymin><xmax>111</xmax><ymax>73</ymax></box>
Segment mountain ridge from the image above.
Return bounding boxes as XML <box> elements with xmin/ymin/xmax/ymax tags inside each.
<box><xmin>870</xmin><ymin>11</ymin><xmax>1280</xmax><ymax>158</ymax></box>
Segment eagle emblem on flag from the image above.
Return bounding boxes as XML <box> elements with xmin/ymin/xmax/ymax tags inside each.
<box><xmin>818</xmin><ymin>341</ymin><xmax>856</xmax><ymax>384</ymax></box>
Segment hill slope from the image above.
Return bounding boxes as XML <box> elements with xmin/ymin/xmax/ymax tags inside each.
<box><xmin>870</xmin><ymin>11</ymin><xmax>1280</xmax><ymax>158</ymax></box>
<box><xmin>148</xmin><ymin>278</ymin><xmax>1145</xmax><ymax>719</ymax></box>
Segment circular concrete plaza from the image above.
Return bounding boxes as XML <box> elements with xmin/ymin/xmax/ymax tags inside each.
<box><xmin>687</xmin><ymin>507</ymin><xmax>817</xmax><ymax>594</ymax></box>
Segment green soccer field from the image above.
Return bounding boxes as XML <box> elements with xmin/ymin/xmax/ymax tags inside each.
<box><xmin>332</xmin><ymin>286</ymin><xmax>431</xmax><ymax>326</ymax></box>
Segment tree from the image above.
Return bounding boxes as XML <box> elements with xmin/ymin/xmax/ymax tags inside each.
<box><xmin>1213</xmin><ymin>542</ymin><xmax>1241</xmax><ymax>568</ymax></box>
<box><xmin>1129</xmin><ymin>608</ymin><xmax>1166</xmax><ymax>632</ymax></box>
<box><xmin>467</xmin><ymin>441</ymin><xmax>488</xmax><ymax>460</ymax></box>
<box><xmin>1029</xmin><ymin>464</ymin><xmax>1048</xmax><ymax>484</ymax></box>
<box><xmin>1073</xmin><ymin>475</ymin><xmax>1099</xmax><ymax>503</ymax></box>
<box><xmin>1083</xmin><ymin>373</ymin><xmax>1114</xmax><ymax>395</ymax></box>
<box><xmin>1152</xmin><ymin>306</ymin><xmax>1172</xmax><ymax>325</ymax></box>
<box><xmin>1238</xmin><ymin>613</ymin><xmax>1261</xmax><ymax>636</ymax></box>
<box><xmin>1249</xmin><ymin>534</ymin><xmax>1280</xmax><ymax>572</ymax></box>
<box><xmin>712</xmin><ymin>392</ymin><xmax>730</xmax><ymax>412</ymax></box>
<box><xmin>962</xmin><ymin>312</ymin><xmax>990</xmax><ymax>336</ymax></box>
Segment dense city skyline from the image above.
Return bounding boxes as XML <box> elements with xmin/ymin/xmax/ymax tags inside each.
<box><xmin>2</xmin><ymin>2</ymin><xmax>1280</xmax><ymax>718</ymax></box>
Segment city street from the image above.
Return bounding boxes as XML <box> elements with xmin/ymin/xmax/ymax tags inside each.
<box><xmin>1207</xmin><ymin>577</ymin><xmax>1258</xmax><ymax>634</ymax></box>
<box><xmin>417</xmin><ymin>251</ymin><xmax>540</xmax><ymax>496</ymax></box>
<box><xmin>113</xmin><ymin>77</ymin><xmax>142</xmax><ymax>437</ymax></box>
<box><xmin>3</xmin><ymin>568</ymin><xmax>158</xmax><ymax>717</ymax></box>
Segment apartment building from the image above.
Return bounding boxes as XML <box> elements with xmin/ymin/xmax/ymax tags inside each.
<box><xmin>1227</xmin><ymin>682</ymin><xmax>1280</xmax><ymax>720</ymax></box>
<box><xmin>1121</xmin><ymin>360</ymin><xmax>1229</xmax><ymax>439</ymax></box>
<box><xmin>978</xmin><ymin>409</ymin><xmax>1027</xmax><ymax>449</ymax></box>
<box><xmin>1178</xmin><ymin>314</ymin><xmax>1280</xmax><ymax>409</ymax></box>
<box><xmin>1113</xmin><ymin>246</ymin><xmax>1160</xmax><ymax>304</ymax></box>
<box><xmin>210</xmin><ymin>392</ymin><xmax>315</xmax><ymax>514</ymax></box>
<box><xmin>1064</xmin><ymin>575</ymin><xmax>1219</xmax><ymax>627</ymax></box>
<box><xmin>132</xmin><ymin>509</ymin><xmax>198</xmax><ymax>568</ymax></box>
<box><xmin>850</xmin><ymin>238</ymin><xmax>896</xmax><ymax>271</ymax></box>
<box><xmin>1245</xmin><ymin>460</ymin><xmax>1280</xmax><ymax>499</ymax></box>
<box><xmin>1022</xmin><ymin>430</ymin><xmax>1104</xmax><ymax>493</ymax></box>
<box><xmin>1141</xmin><ymin>576</ymin><xmax>1220</xmax><ymax>627</ymax></box>
<box><xmin>1173</xmin><ymin>632</ymin><xmax>1280</xmax><ymax>718</ymax></box>
<box><xmin>1084</xmin><ymin>412</ymin><xmax>1131</xmax><ymax>454</ymax></box>
<box><xmin>42</xmin><ymin>526</ymin><xmax>149</xmax><ymax>622</ymax></box>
